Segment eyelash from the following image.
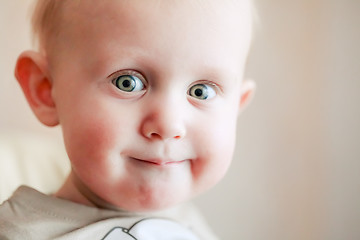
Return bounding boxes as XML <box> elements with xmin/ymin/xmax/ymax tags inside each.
<box><xmin>188</xmin><ymin>82</ymin><xmax>218</xmax><ymax>100</ymax></box>
<box><xmin>109</xmin><ymin>70</ymin><xmax>219</xmax><ymax>100</ymax></box>
<box><xmin>110</xmin><ymin>70</ymin><xmax>147</xmax><ymax>90</ymax></box>
<box><xmin>110</xmin><ymin>70</ymin><xmax>146</xmax><ymax>83</ymax></box>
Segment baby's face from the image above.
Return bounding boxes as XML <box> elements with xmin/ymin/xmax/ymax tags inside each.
<box><xmin>50</xmin><ymin>0</ymin><xmax>252</xmax><ymax>211</ymax></box>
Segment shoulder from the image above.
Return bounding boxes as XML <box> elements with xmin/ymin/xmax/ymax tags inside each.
<box><xmin>0</xmin><ymin>186</ymin><xmax>53</xmax><ymax>216</ymax></box>
<box><xmin>0</xmin><ymin>186</ymin><xmax>37</xmax><ymax>216</ymax></box>
<box><xmin>0</xmin><ymin>186</ymin><xmax>42</xmax><ymax>239</ymax></box>
<box><xmin>0</xmin><ymin>186</ymin><xmax>113</xmax><ymax>239</ymax></box>
<box><xmin>0</xmin><ymin>186</ymin><xmax>95</xmax><ymax>239</ymax></box>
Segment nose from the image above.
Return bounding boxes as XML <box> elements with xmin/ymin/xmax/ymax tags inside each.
<box><xmin>140</xmin><ymin>102</ymin><xmax>186</xmax><ymax>141</ymax></box>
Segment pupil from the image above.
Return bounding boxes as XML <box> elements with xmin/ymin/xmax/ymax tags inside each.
<box><xmin>195</xmin><ymin>88</ymin><xmax>203</xmax><ymax>96</ymax></box>
<box><xmin>122</xmin><ymin>79</ymin><xmax>131</xmax><ymax>88</ymax></box>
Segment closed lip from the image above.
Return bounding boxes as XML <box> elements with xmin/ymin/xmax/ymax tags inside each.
<box><xmin>131</xmin><ymin>157</ymin><xmax>186</xmax><ymax>166</ymax></box>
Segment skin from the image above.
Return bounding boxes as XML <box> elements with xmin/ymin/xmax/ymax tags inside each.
<box><xmin>15</xmin><ymin>0</ymin><xmax>254</xmax><ymax>212</ymax></box>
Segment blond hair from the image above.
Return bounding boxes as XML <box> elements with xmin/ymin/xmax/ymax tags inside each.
<box><xmin>31</xmin><ymin>0</ymin><xmax>256</xmax><ymax>52</ymax></box>
<box><xmin>31</xmin><ymin>0</ymin><xmax>67</xmax><ymax>51</ymax></box>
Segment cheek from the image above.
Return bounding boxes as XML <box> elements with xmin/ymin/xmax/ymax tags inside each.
<box><xmin>65</xmin><ymin>118</ymin><xmax>114</xmax><ymax>161</ymax></box>
<box><xmin>64</xmin><ymin>116</ymin><xmax>113</xmax><ymax>179</ymax></box>
<box><xmin>59</xmin><ymin>99</ymin><xmax>133</xmax><ymax>176</ymax></box>
<box><xmin>192</xmin><ymin>108</ymin><xmax>238</xmax><ymax>190</ymax></box>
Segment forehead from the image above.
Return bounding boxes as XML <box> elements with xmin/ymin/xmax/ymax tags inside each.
<box><xmin>63</xmin><ymin>1</ymin><xmax>251</xmax><ymax>34</ymax></box>
<box><xmin>59</xmin><ymin>0</ymin><xmax>252</xmax><ymax>42</ymax></box>
<box><xmin>52</xmin><ymin>0</ymin><xmax>252</xmax><ymax>74</ymax></box>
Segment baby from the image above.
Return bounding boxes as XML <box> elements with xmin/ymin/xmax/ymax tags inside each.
<box><xmin>0</xmin><ymin>0</ymin><xmax>255</xmax><ymax>239</ymax></box>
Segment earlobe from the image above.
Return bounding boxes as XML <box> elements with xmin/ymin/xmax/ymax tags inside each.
<box><xmin>15</xmin><ymin>51</ymin><xmax>59</xmax><ymax>127</ymax></box>
<box><xmin>239</xmin><ymin>79</ymin><xmax>256</xmax><ymax>113</ymax></box>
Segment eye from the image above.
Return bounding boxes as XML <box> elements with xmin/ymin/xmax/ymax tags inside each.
<box><xmin>188</xmin><ymin>83</ymin><xmax>216</xmax><ymax>100</ymax></box>
<box><xmin>112</xmin><ymin>74</ymin><xmax>145</xmax><ymax>92</ymax></box>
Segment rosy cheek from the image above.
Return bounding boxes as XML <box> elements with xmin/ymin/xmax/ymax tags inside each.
<box><xmin>62</xmin><ymin>107</ymin><xmax>119</xmax><ymax>166</ymax></box>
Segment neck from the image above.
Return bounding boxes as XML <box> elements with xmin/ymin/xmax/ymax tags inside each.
<box><xmin>55</xmin><ymin>171</ymin><xmax>131</xmax><ymax>212</ymax></box>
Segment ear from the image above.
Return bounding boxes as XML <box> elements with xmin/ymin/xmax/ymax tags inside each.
<box><xmin>239</xmin><ymin>79</ymin><xmax>256</xmax><ymax>113</ymax></box>
<box><xmin>14</xmin><ymin>51</ymin><xmax>59</xmax><ymax>127</ymax></box>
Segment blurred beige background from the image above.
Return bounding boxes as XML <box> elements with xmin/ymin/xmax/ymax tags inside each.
<box><xmin>1</xmin><ymin>0</ymin><xmax>359</xmax><ymax>239</ymax></box>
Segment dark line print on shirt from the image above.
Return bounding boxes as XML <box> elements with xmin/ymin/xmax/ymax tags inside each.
<box><xmin>101</xmin><ymin>219</ymin><xmax>141</xmax><ymax>240</ymax></box>
<box><xmin>101</xmin><ymin>226</ymin><xmax>137</xmax><ymax>240</ymax></box>
<box><xmin>101</xmin><ymin>218</ymin><xmax>200</xmax><ymax>240</ymax></box>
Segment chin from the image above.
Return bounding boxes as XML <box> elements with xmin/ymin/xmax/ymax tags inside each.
<box><xmin>122</xmin><ymin>189</ymin><xmax>189</xmax><ymax>212</ymax></box>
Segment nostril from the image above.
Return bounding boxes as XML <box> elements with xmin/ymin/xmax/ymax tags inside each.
<box><xmin>149</xmin><ymin>132</ymin><xmax>161</xmax><ymax>139</ymax></box>
<box><xmin>148</xmin><ymin>133</ymin><xmax>181</xmax><ymax>140</ymax></box>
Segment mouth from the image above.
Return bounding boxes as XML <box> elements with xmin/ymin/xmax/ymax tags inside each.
<box><xmin>131</xmin><ymin>157</ymin><xmax>186</xmax><ymax>166</ymax></box>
